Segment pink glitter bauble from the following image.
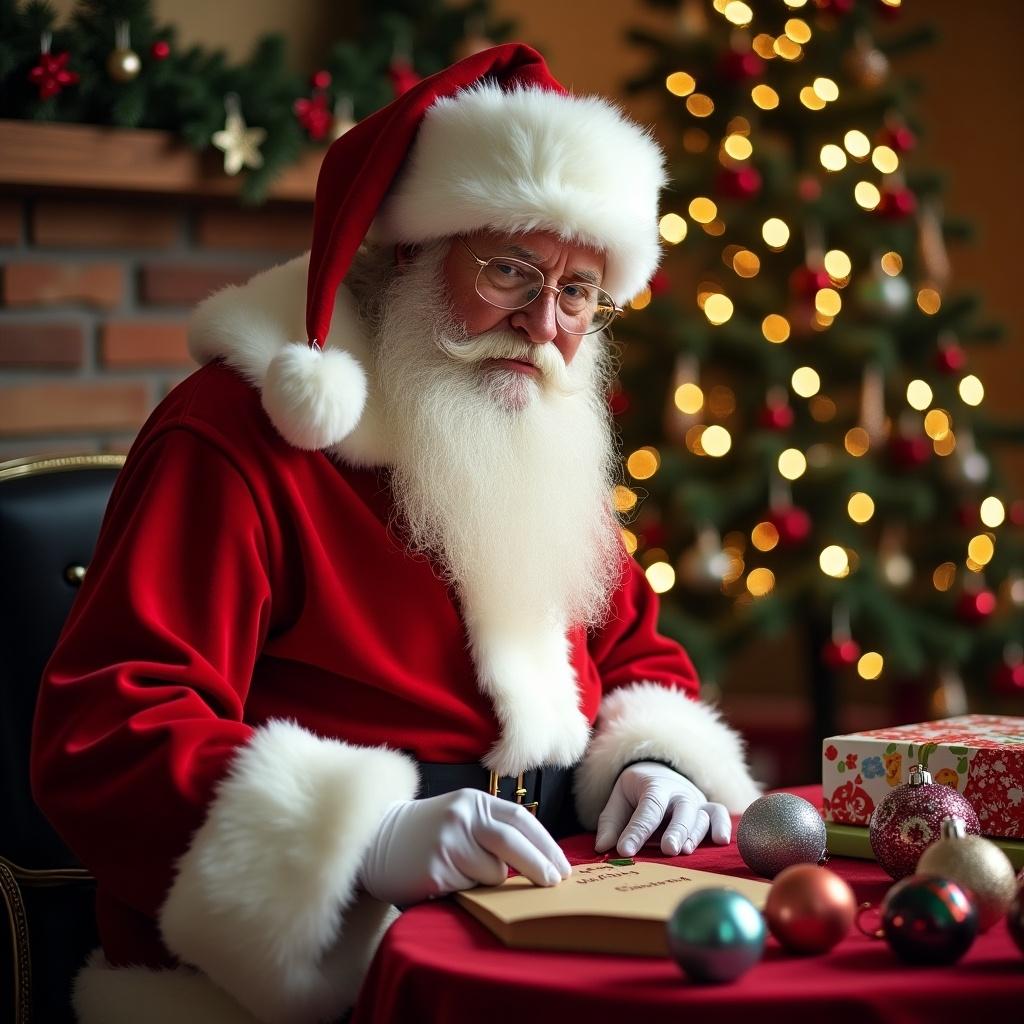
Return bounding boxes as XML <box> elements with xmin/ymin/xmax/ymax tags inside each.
<box><xmin>868</xmin><ymin>765</ymin><xmax>980</xmax><ymax>880</ymax></box>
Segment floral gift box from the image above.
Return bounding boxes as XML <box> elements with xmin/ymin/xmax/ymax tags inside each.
<box><xmin>822</xmin><ymin>714</ymin><xmax>1024</xmax><ymax>838</ymax></box>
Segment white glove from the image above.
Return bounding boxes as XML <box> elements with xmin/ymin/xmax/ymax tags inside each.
<box><xmin>595</xmin><ymin>762</ymin><xmax>732</xmax><ymax>858</ymax></box>
<box><xmin>360</xmin><ymin>788</ymin><xmax>572</xmax><ymax>907</ymax></box>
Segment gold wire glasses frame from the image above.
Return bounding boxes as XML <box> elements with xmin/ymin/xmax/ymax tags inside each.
<box><xmin>459</xmin><ymin>238</ymin><xmax>622</xmax><ymax>337</ymax></box>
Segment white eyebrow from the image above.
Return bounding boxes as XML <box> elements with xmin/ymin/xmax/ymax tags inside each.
<box><xmin>503</xmin><ymin>244</ymin><xmax>603</xmax><ymax>286</ymax></box>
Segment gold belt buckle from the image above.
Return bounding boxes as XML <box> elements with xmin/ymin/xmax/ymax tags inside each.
<box><xmin>487</xmin><ymin>770</ymin><xmax>538</xmax><ymax>815</ymax></box>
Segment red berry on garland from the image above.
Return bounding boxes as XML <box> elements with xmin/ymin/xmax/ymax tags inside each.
<box><xmin>293</xmin><ymin>92</ymin><xmax>333</xmax><ymax>141</ymax></box>
<box><xmin>789</xmin><ymin>266</ymin><xmax>832</xmax><ymax>299</ymax></box>
<box><xmin>823</xmin><ymin>638</ymin><xmax>861</xmax><ymax>669</ymax></box>
<box><xmin>768</xmin><ymin>505</ymin><xmax>812</xmax><ymax>547</ymax></box>
<box><xmin>935</xmin><ymin>340</ymin><xmax>967</xmax><ymax>374</ymax></box>
<box><xmin>956</xmin><ymin>588</ymin><xmax>996</xmax><ymax>623</ymax></box>
<box><xmin>311</xmin><ymin>69</ymin><xmax>332</xmax><ymax>90</ymax></box>
<box><xmin>151</xmin><ymin>40</ymin><xmax>171</xmax><ymax>60</ymax></box>
<box><xmin>759</xmin><ymin>403</ymin><xmax>794</xmax><ymax>431</ymax></box>
<box><xmin>388</xmin><ymin>59</ymin><xmax>421</xmax><ymax>97</ymax></box>
<box><xmin>28</xmin><ymin>50</ymin><xmax>79</xmax><ymax>100</ymax></box>
<box><xmin>715</xmin><ymin>165</ymin><xmax>762</xmax><ymax>199</ymax></box>
<box><xmin>718</xmin><ymin>50</ymin><xmax>765</xmax><ymax>82</ymax></box>
<box><xmin>877</xmin><ymin>186</ymin><xmax>917</xmax><ymax>220</ymax></box>
<box><xmin>888</xmin><ymin>435</ymin><xmax>930</xmax><ymax>469</ymax></box>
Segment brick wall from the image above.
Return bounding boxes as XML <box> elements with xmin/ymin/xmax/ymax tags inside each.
<box><xmin>0</xmin><ymin>194</ymin><xmax>312</xmax><ymax>459</ymax></box>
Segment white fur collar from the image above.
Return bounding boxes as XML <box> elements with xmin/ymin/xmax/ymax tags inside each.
<box><xmin>187</xmin><ymin>257</ymin><xmax>589</xmax><ymax>773</ymax></box>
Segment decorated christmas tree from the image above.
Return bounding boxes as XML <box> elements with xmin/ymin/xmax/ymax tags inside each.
<box><xmin>614</xmin><ymin>0</ymin><xmax>1024</xmax><ymax>742</ymax></box>
<box><xmin>0</xmin><ymin>0</ymin><xmax>514</xmax><ymax>201</ymax></box>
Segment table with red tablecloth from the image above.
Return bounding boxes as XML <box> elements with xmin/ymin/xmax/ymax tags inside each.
<box><xmin>350</xmin><ymin>785</ymin><xmax>1024</xmax><ymax>1024</ymax></box>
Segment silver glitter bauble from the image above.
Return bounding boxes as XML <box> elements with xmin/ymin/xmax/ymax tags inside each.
<box><xmin>737</xmin><ymin>793</ymin><xmax>828</xmax><ymax>878</ymax></box>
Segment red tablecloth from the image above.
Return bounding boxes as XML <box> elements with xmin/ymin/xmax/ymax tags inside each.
<box><xmin>351</xmin><ymin>786</ymin><xmax>1024</xmax><ymax>1024</ymax></box>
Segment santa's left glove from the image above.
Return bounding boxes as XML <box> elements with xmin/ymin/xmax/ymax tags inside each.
<box><xmin>595</xmin><ymin>762</ymin><xmax>732</xmax><ymax>858</ymax></box>
<box><xmin>359</xmin><ymin>789</ymin><xmax>572</xmax><ymax>908</ymax></box>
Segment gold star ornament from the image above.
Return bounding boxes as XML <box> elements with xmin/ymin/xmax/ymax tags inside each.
<box><xmin>212</xmin><ymin>95</ymin><xmax>266</xmax><ymax>176</ymax></box>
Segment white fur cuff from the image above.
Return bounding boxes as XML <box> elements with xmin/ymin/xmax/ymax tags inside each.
<box><xmin>573</xmin><ymin>682</ymin><xmax>761</xmax><ymax>828</ymax></box>
<box><xmin>159</xmin><ymin>720</ymin><xmax>418</xmax><ymax>1024</ymax></box>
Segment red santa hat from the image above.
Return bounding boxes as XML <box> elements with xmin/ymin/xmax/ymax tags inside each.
<box><xmin>262</xmin><ymin>42</ymin><xmax>666</xmax><ymax>451</ymax></box>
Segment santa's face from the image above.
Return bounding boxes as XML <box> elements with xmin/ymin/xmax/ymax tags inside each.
<box><xmin>437</xmin><ymin>228</ymin><xmax>606</xmax><ymax>372</ymax></box>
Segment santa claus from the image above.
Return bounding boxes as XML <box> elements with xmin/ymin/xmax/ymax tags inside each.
<box><xmin>32</xmin><ymin>43</ymin><xmax>760</xmax><ymax>1024</ymax></box>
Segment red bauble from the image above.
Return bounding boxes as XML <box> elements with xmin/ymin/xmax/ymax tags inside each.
<box><xmin>888</xmin><ymin>435</ymin><xmax>930</xmax><ymax>469</ymax></box>
<box><xmin>765</xmin><ymin>864</ymin><xmax>856</xmax><ymax>953</ymax></box>
<box><xmin>759</xmin><ymin>403</ymin><xmax>794</xmax><ymax>431</ymax></box>
<box><xmin>789</xmin><ymin>266</ymin><xmax>832</xmax><ymax>299</ymax></box>
<box><xmin>881</xmin><ymin>124</ymin><xmax>916</xmax><ymax>153</ymax></box>
<box><xmin>823</xmin><ymin>639</ymin><xmax>861</xmax><ymax>669</ymax></box>
<box><xmin>715</xmin><ymin>166</ymin><xmax>762</xmax><ymax>199</ymax></box>
<box><xmin>769</xmin><ymin>506</ymin><xmax>812</xmax><ymax>547</ymax></box>
<box><xmin>993</xmin><ymin>661</ymin><xmax>1024</xmax><ymax>696</ymax></box>
<box><xmin>718</xmin><ymin>50</ymin><xmax>765</xmax><ymax>82</ymax></box>
<box><xmin>388</xmin><ymin>59</ymin><xmax>421</xmax><ymax>97</ymax></box>
<box><xmin>28</xmin><ymin>50</ymin><xmax>79</xmax><ymax>100</ymax></box>
<box><xmin>293</xmin><ymin>92</ymin><xmax>333</xmax><ymax>141</ymax></box>
<box><xmin>608</xmin><ymin>383</ymin><xmax>630</xmax><ymax>417</ymax></box>
<box><xmin>956</xmin><ymin>589</ymin><xmax>997</xmax><ymax>623</ymax></box>
<box><xmin>151</xmin><ymin>40</ymin><xmax>171</xmax><ymax>60</ymax></box>
<box><xmin>868</xmin><ymin>764</ymin><xmax>981</xmax><ymax>879</ymax></box>
<box><xmin>935</xmin><ymin>342</ymin><xmax>967</xmax><ymax>374</ymax></box>
<box><xmin>311</xmin><ymin>69</ymin><xmax>332</xmax><ymax>90</ymax></box>
<box><xmin>798</xmin><ymin>176</ymin><xmax>822</xmax><ymax>202</ymax></box>
<box><xmin>648</xmin><ymin>269</ymin><xmax>671</xmax><ymax>297</ymax></box>
<box><xmin>877</xmin><ymin>187</ymin><xmax>917</xmax><ymax>220</ymax></box>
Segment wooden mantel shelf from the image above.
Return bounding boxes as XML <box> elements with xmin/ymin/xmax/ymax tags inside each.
<box><xmin>0</xmin><ymin>119</ymin><xmax>321</xmax><ymax>202</ymax></box>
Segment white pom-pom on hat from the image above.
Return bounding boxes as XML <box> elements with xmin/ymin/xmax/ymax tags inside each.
<box><xmin>261</xmin><ymin>343</ymin><xmax>367</xmax><ymax>451</ymax></box>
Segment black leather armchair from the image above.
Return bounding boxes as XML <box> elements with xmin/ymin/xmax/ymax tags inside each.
<box><xmin>0</xmin><ymin>454</ymin><xmax>124</xmax><ymax>1024</ymax></box>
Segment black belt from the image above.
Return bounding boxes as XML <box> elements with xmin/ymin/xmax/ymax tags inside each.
<box><xmin>416</xmin><ymin>762</ymin><xmax>571</xmax><ymax>826</ymax></box>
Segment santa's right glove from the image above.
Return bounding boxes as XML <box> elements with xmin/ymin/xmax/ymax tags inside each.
<box><xmin>359</xmin><ymin>788</ymin><xmax>572</xmax><ymax>908</ymax></box>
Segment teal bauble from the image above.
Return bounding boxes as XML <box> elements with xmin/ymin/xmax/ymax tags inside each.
<box><xmin>666</xmin><ymin>888</ymin><xmax>767</xmax><ymax>983</ymax></box>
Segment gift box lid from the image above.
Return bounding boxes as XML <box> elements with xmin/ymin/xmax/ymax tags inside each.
<box><xmin>828</xmin><ymin>714</ymin><xmax>1024</xmax><ymax>750</ymax></box>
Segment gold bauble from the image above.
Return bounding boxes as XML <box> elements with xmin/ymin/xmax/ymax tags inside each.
<box><xmin>107</xmin><ymin>48</ymin><xmax>141</xmax><ymax>82</ymax></box>
<box><xmin>917</xmin><ymin>817</ymin><xmax>1017</xmax><ymax>931</ymax></box>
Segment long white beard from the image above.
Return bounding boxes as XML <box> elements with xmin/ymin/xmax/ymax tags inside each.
<box><xmin>373</xmin><ymin>243</ymin><xmax>622</xmax><ymax>632</ymax></box>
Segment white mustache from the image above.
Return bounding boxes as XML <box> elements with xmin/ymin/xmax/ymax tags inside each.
<box><xmin>435</xmin><ymin>330</ymin><xmax>580</xmax><ymax>396</ymax></box>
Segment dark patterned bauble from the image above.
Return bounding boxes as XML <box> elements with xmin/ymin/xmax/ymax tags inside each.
<box><xmin>738</xmin><ymin>793</ymin><xmax>827</xmax><ymax>878</ymax></box>
<box><xmin>869</xmin><ymin>764</ymin><xmax>980</xmax><ymax>879</ymax></box>
<box><xmin>765</xmin><ymin>864</ymin><xmax>856</xmax><ymax>954</ymax></box>
<box><xmin>667</xmin><ymin>888</ymin><xmax>766</xmax><ymax>982</ymax></box>
<box><xmin>917</xmin><ymin>817</ymin><xmax>1018</xmax><ymax>932</ymax></box>
<box><xmin>881</xmin><ymin>875</ymin><xmax>978</xmax><ymax>965</ymax></box>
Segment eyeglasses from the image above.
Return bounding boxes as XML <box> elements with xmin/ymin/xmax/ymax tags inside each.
<box><xmin>459</xmin><ymin>239</ymin><xmax>621</xmax><ymax>337</ymax></box>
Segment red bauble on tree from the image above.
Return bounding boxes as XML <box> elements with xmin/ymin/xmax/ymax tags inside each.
<box><xmin>1009</xmin><ymin>500</ymin><xmax>1024</xmax><ymax>527</ymax></box>
<box><xmin>957</xmin><ymin>588</ymin><xmax>997</xmax><ymax>623</ymax></box>
<box><xmin>880</xmin><ymin>123</ymin><xmax>916</xmax><ymax>153</ymax></box>
<box><xmin>877</xmin><ymin>186</ymin><xmax>917</xmax><ymax>220</ymax></box>
<box><xmin>888</xmin><ymin>435</ymin><xmax>931</xmax><ymax>468</ymax></box>
<box><xmin>608</xmin><ymin>381</ymin><xmax>630</xmax><ymax>417</ymax></box>
<box><xmin>715</xmin><ymin>165</ymin><xmax>762</xmax><ymax>200</ymax></box>
<box><xmin>648</xmin><ymin>269</ymin><xmax>671</xmax><ymax>297</ymax></box>
<box><xmin>789</xmin><ymin>265</ymin><xmax>832</xmax><ymax>299</ymax></box>
<box><xmin>311</xmin><ymin>69</ymin><xmax>332</xmax><ymax>90</ymax></box>
<box><xmin>935</xmin><ymin>340</ymin><xmax>967</xmax><ymax>374</ymax></box>
<box><xmin>993</xmin><ymin>660</ymin><xmax>1024</xmax><ymax>696</ymax></box>
<box><xmin>768</xmin><ymin>505</ymin><xmax>812</xmax><ymax>547</ymax></box>
<box><xmin>388</xmin><ymin>59</ymin><xmax>422</xmax><ymax>97</ymax></box>
<box><xmin>759</xmin><ymin>402</ymin><xmax>794</xmax><ymax>431</ymax></box>
<box><xmin>823</xmin><ymin>638</ymin><xmax>861</xmax><ymax>669</ymax></box>
<box><xmin>151</xmin><ymin>40</ymin><xmax>171</xmax><ymax>60</ymax></box>
<box><xmin>718</xmin><ymin>50</ymin><xmax>765</xmax><ymax>82</ymax></box>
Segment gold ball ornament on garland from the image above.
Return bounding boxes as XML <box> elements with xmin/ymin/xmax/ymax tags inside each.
<box><xmin>916</xmin><ymin>816</ymin><xmax>1017</xmax><ymax>932</ymax></box>
<box><xmin>107</xmin><ymin>21</ymin><xmax>141</xmax><ymax>83</ymax></box>
<box><xmin>764</xmin><ymin>864</ymin><xmax>856</xmax><ymax>954</ymax></box>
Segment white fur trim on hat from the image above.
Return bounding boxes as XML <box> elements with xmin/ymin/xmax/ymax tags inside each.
<box><xmin>373</xmin><ymin>83</ymin><xmax>667</xmax><ymax>304</ymax></box>
<box><xmin>158</xmin><ymin>720</ymin><xmax>418</xmax><ymax>1024</ymax></box>
<box><xmin>573</xmin><ymin>682</ymin><xmax>762</xmax><ymax>828</ymax></box>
